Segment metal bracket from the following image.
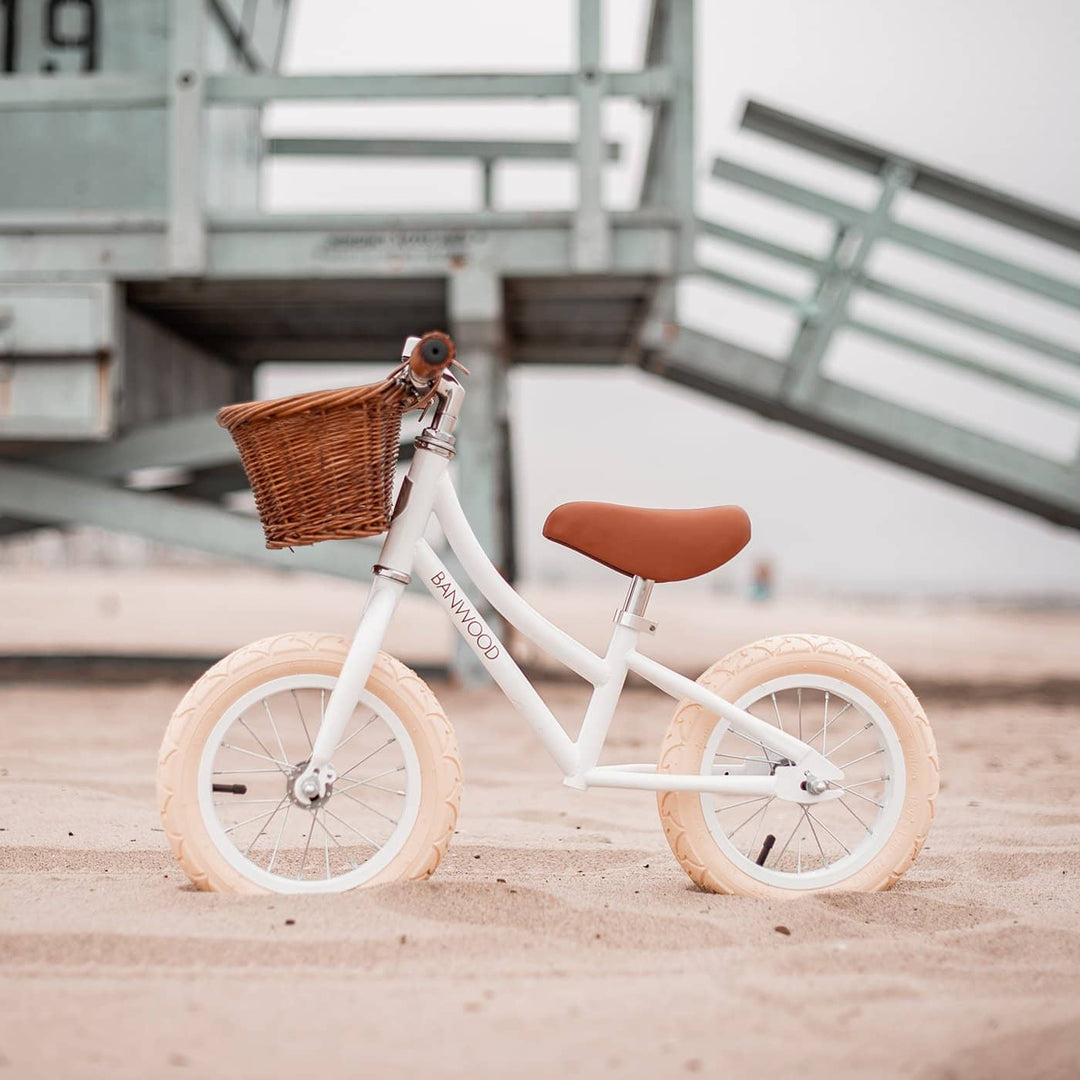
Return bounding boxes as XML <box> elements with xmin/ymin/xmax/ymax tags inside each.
<box><xmin>372</xmin><ymin>564</ymin><xmax>411</xmax><ymax>586</ymax></box>
<box><xmin>615</xmin><ymin>609</ymin><xmax>657</xmax><ymax>635</ymax></box>
<box><xmin>415</xmin><ymin>429</ymin><xmax>456</xmax><ymax>459</ymax></box>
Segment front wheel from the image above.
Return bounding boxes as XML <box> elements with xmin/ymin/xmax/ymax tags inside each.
<box><xmin>157</xmin><ymin>633</ymin><xmax>461</xmax><ymax>894</ymax></box>
<box><xmin>657</xmin><ymin>635</ymin><xmax>938</xmax><ymax>897</ymax></box>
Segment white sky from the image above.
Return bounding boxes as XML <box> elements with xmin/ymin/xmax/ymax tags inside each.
<box><xmin>262</xmin><ymin>0</ymin><xmax>1080</xmax><ymax>598</ymax></box>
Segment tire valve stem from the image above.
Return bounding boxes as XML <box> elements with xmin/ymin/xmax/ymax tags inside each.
<box><xmin>212</xmin><ymin>783</ymin><xmax>248</xmax><ymax>795</ymax></box>
<box><xmin>756</xmin><ymin>834</ymin><xmax>777</xmax><ymax>867</ymax></box>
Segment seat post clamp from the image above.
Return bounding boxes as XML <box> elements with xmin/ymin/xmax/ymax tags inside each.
<box><xmin>614</xmin><ymin>609</ymin><xmax>657</xmax><ymax>634</ymax></box>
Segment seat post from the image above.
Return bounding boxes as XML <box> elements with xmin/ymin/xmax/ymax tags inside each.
<box><xmin>615</xmin><ymin>576</ymin><xmax>657</xmax><ymax>635</ymax></box>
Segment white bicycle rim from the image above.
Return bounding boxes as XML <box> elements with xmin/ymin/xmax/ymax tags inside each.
<box><xmin>700</xmin><ymin>674</ymin><xmax>906</xmax><ymax>890</ymax></box>
<box><xmin>197</xmin><ymin>674</ymin><xmax>422</xmax><ymax>894</ymax></box>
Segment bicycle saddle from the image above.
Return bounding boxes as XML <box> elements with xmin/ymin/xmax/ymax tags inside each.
<box><xmin>542</xmin><ymin>502</ymin><xmax>751</xmax><ymax>583</ymax></box>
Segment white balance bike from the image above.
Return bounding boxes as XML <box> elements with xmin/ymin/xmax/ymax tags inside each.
<box><xmin>158</xmin><ymin>333</ymin><xmax>939</xmax><ymax>897</ymax></box>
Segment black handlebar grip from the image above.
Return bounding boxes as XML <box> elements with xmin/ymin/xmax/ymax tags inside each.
<box><xmin>422</xmin><ymin>336</ymin><xmax>448</xmax><ymax>365</ymax></box>
<box><xmin>409</xmin><ymin>331</ymin><xmax>456</xmax><ymax>381</ymax></box>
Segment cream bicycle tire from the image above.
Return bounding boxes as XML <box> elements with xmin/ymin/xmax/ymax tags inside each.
<box><xmin>157</xmin><ymin>633</ymin><xmax>461</xmax><ymax>894</ymax></box>
<box><xmin>657</xmin><ymin>635</ymin><xmax>938</xmax><ymax>897</ymax></box>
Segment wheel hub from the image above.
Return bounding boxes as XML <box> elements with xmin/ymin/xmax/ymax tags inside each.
<box><xmin>286</xmin><ymin>760</ymin><xmax>335</xmax><ymax>808</ymax></box>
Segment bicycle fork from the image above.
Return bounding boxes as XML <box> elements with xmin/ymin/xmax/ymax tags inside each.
<box><xmin>293</xmin><ymin>574</ymin><xmax>406</xmax><ymax>804</ymax></box>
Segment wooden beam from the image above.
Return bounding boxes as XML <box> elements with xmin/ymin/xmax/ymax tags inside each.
<box><xmin>0</xmin><ymin>462</ymin><xmax>381</xmax><ymax>576</ymax></box>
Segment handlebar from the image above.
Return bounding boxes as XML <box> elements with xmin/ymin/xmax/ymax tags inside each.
<box><xmin>408</xmin><ymin>331</ymin><xmax>456</xmax><ymax>383</ymax></box>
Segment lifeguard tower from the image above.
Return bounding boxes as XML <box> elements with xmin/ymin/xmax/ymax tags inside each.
<box><xmin>1</xmin><ymin>0</ymin><xmax>1077</xmax><ymax>609</ymax></box>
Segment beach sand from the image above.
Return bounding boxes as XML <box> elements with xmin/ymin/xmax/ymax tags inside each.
<box><xmin>1</xmin><ymin>577</ymin><xmax>1078</xmax><ymax>1078</ymax></box>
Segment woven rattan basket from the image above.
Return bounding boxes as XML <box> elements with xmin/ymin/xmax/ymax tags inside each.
<box><xmin>217</xmin><ymin>369</ymin><xmax>432</xmax><ymax>549</ymax></box>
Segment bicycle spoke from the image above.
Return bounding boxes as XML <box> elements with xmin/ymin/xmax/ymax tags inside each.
<box><xmin>714</xmin><ymin>794</ymin><xmax>770</xmax><ymax>814</ymax></box>
<box><xmin>797</xmin><ymin>688</ymin><xmax>803</xmax><ymax>740</ymax></box>
<box><xmin>268</xmin><ymin>803</ymin><xmax>291</xmax><ymax>872</ymax></box>
<box><xmin>340</xmin><ymin>781</ymin><xmax>405</xmax><ymax>796</ymax></box>
<box><xmin>337</xmin><ymin>789</ymin><xmax>399</xmax><ymax>825</ymax></box>
<box><xmin>237</xmin><ymin>716</ymin><xmax>280</xmax><ymax>771</ymax></box>
<box><xmin>770</xmin><ymin>693</ymin><xmax>786</xmax><ymax>735</ymax></box>
<box><xmin>312</xmin><ymin>812</ymin><xmax>359</xmax><ymax>870</ymax></box>
<box><xmin>339</xmin><ymin>764</ymin><xmax>404</xmax><ymax>785</ymax></box>
<box><xmin>292</xmin><ymin>690</ymin><xmax>314</xmax><ymax>752</ymax></box>
<box><xmin>804</xmin><ymin>806</ymin><xmax>829</xmax><ymax>867</ymax></box>
<box><xmin>744</xmin><ymin>797</ymin><xmax>775</xmax><ymax>859</ymax></box>
<box><xmin>836</xmin><ymin>776</ymin><xmax>888</xmax><ymax>791</ymax></box>
<box><xmin>821</xmin><ymin>692</ymin><xmax>829</xmax><ymax>756</ymax></box>
<box><xmin>321</xmin><ymin>805</ymin><xmax>379</xmax><ymax>848</ymax></box>
<box><xmin>838</xmin><ymin>796</ymin><xmax>873</xmax><ymax>833</ymax></box>
<box><xmin>730</xmin><ymin>728</ymin><xmax>779</xmax><ymax>764</ymax></box>
<box><xmin>838</xmin><ymin>786</ymin><xmax>884</xmax><ymax>809</ymax></box>
<box><xmin>797</xmin><ymin>834</ymin><xmax>803</xmax><ymax>875</ymax></box>
<box><xmin>322</xmin><ymin>811</ymin><xmax>331</xmax><ymax>879</ymax></box>
<box><xmin>336</xmin><ymin>765</ymin><xmax>406</xmax><ymax>794</ymax></box>
<box><xmin>244</xmin><ymin>796</ymin><xmax>289</xmax><ymax>856</ymax></box>
<box><xmin>220</xmin><ymin>742</ymin><xmax>289</xmax><ymax>771</ymax></box>
<box><xmin>334</xmin><ymin>713</ymin><xmax>377</xmax><ymax>754</ymax></box>
<box><xmin>728</xmin><ymin>797</ymin><xmax>773</xmax><ymax>840</ymax></box>
<box><xmin>214</xmin><ymin>767</ymin><xmax>281</xmax><ymax>776</ymax></box>
<box><xmin>262</xmin><ymin>700</ymin><xmax>290</xmax><ymax>766</ymax></box>
<box><xmin>806</xmin><ymin>808</ymin><xmax>850</xmax><ymax>856</ymax></box>
<box><xmin>822</xmin><ymin>719</ymin><xmax>872</xmax><ymax>760</ymax></box>
<box><xmin>338</xmin><ymin>737</ymin><xmax>396</xmax><ymax>780</ymax></box>
<box><xmin>804</xmin><ymin>701</ymin><xmax>854</xmax><ymax>752</ymax></box>
<box><xmin>296</xmin><ymin>819</ymin><xmax>314</xmax><ymax>880</ymax></box>
<box><xmin>713</xmin><ymin>752</ymin><xmax>773</xmax><ymax>765</ymax></box>
<box><xmin>771</xmin><ymin>808</ymin><xmax>808</xmax><ymax>868</ymax></box>
<box><xmin>225</xmin><ymin>804</ymin><xmax>283</xmax><ymax>835</ymax></box>
<box><xmin>835</xmin><ymin>747</ymin><xmax>885</xmax><ymax>771</ymax></box>
<box><xmin>825</xmin><ymin>701</ymin><xmax>852</xmax><ymax>741</ymax></box>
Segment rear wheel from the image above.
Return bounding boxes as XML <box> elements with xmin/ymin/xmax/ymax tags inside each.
<box><xmin>657</xmin><ymin>635</ymin><xmax>938</xmax><ymax>897</ymax></box>
<box><xmin>157</xmin><ymin>633</ymin><xmax>461</xmax><ymax>894</ymax></box>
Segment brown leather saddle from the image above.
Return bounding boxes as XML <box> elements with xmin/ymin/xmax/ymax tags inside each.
<box><xmin>543</xmin><ymin>502</ymin><xmax>751</xmax><ymax>583</ymax></box>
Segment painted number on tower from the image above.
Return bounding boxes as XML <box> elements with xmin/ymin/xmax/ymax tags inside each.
<box><xmin>1</xmin><ymin>0</ymin><xmax>99</xmax><ymax>75</ymax></box>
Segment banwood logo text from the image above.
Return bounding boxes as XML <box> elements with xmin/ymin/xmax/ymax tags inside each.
<box><xmin>430</xmin><ymin>572</ymin><xmax>501</xmax><ymax>659</ymax></box>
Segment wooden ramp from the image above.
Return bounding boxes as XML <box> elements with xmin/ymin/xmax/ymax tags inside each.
<box><xmin>643</xmin><ymin>100</ymin><xmax>1080</xmax><ymax>530</ymax></box>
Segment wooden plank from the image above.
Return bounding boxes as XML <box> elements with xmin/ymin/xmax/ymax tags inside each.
<box><xmin>267</xmin><ymin>137</ymin><xmax>622</xmax><ymax>161</ymax></box>
<box><xmin>742</xmin><ymin>99</ymin><xmax>1080</xmax><ymax>253</ymax></box>
<box><xmin>0</xmin><ymin>461</ymin><xmax>381</xmax><ymax>577</ymax></box>
<box><xmin>647</xmin><ymin>326</ymin><xmax>1080</xmax><ymax>528</ymax></box>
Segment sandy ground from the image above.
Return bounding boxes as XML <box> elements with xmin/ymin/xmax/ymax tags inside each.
<box><xmin>1</xmin><ymin>584</ymin><xmax>1079</xmax><ymax>1078</ymax></box>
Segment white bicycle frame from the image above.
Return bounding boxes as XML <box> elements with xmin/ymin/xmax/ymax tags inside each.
<box><xmin>293</xmin><ymin>369</ymin><xmax>842</xmax><ymax>805</ymax></box>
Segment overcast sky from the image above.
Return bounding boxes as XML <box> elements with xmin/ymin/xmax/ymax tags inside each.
<box><xmin>262</xmin><ymin>0</ymin><xmax>1080</xmax><ymax>598</ymax></box>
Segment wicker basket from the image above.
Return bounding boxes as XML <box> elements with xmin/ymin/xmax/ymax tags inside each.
<box><xmin>217</xmin><ymin>370</ymin><xmax>431</xmax><ymax>549</ymax></box>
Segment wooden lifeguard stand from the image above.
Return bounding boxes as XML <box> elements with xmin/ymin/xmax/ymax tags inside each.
<box><xmin>0</xmin><ymin>0</ymin><xmax>693</xmax><ymax>604</ymax></box>
<box><xmin>1</xmin><ymin>2</ymin><xmax>1077</xmax><ymax>682</ymax></box>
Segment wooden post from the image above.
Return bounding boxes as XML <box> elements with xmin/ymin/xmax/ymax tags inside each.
<box><xmin>448</xmin><ymin>267</ymin><xmax>512</xmax><ymax>686</ymax></box>
<box><xmin>168</xmin><ymin>0</ymin><xmax>207</xmax><ymax>275</ymax></box>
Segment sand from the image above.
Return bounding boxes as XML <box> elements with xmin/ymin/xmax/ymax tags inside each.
<box><xmin>1</xmin><ymin>584</ymin><xmax>1079</xmax><ymax>1078</ymax></box>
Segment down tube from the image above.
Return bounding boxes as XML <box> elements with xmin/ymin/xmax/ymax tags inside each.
<box><xmin>413</xmin><ymin>541</ymin><xmax>578</xmax><ymax>777</ymax></box>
